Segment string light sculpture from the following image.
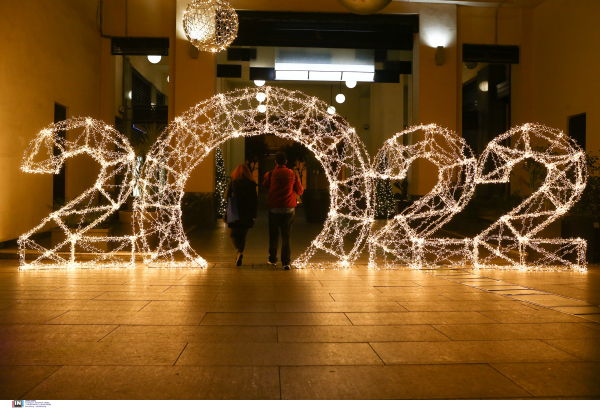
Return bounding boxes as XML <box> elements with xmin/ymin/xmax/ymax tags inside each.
<box><xmin>473</xmin><ymin>123</ymin><xmax>587</xmax><ymax>270</ymax></box>
<box><xmin>137</xmin><ymin>86</ymin><xmax>373</xmax><ymax>269</ymax></box>
<box><xmin>368</xmin><ymin>124</ymin><xmax>477</xmax><ymax>268</ymax></box>
<box><xmin>18</xmin><ymin>118</ymin><xmax>137</xmax><ymax>270</ymax></box>
<box><xmin>183</xmin><ymin>0</ymin><xmax>238</xmax><ymax>53</ymax></box>
<box><xmin>214</xmin><ymin>147</ymin><xmax>227</xmax><ymax>216</ymax></box>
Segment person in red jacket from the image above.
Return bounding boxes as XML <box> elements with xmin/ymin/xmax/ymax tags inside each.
<box><xmin>263</xmin><ymin>151</ymin><xmax>304</xmax><ymax>270</ymax></box>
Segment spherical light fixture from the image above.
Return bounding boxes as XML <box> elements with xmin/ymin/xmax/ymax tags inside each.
<box><xmin>336</xmin><ymin>0</ymin><xmax>393</xmax><ymax>15</ymax></box>
<box><xmin>254</xmin><ymin>80</ymin><xmax>265</xmax><ymax>86</ymax></box>
<box><xmin>327</xmin><ymin>106</ymin><xmax>336</xmax><ymax>115</ymax></box>
<box><xmin>148</xmin><ymin>55</ymin><xmax>162</xmax><ymax>64</ymax></box>
<box><xmin>257</xmin><ymin>105</ymin><xmax>267</xmax><ymax>113</ymax></box>
<box><xmin>167</xmin><ymin>76</ymin><xmax>170</xmax><ymax>83</ymax></box>
<box><xmin>345</xmin><ymin>80</ymin><xmax>357</xmax><ymax>89</ymax></box>
<box><xmin>183</xmin><ymin>0</ymin><xmax>239</xmax><ymax>53</ymax></box>
<box><xmin>256</xmin><ymin>92</ymin><xmax>267</xmax><ymax>102</ymax></box>
<box><xmin>335</xmin><ymin>93</ymin><xmax>346</xmax><ymax>104</ymax></box>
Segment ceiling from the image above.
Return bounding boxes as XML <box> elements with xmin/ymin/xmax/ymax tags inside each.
<box><xmin>392</xmin><ymin>0</ymin><xmax>546</xmax><ymax>7</ymax></box>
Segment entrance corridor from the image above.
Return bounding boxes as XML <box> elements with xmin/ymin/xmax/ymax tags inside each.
<box><xmin>1</xmin><ymin>207</ymin><xmax>599</xmax><ymax>399</ymax></box>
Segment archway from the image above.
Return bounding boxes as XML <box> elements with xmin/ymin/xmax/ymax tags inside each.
<box><xmin>137</xmin><ymin>86</ymin><xmax>373</xmax><ymax>268</ymax></box>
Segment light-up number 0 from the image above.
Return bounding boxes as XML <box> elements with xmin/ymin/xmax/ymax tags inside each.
<box><xmin>369</xmin><ymin>123</ymin><xmax>587</xmax><ymax>270</ymax></box>
<box><xmin>19</xmin><ymin>118</ymin><xmax>137</xmax><ymax>269</ymax></box>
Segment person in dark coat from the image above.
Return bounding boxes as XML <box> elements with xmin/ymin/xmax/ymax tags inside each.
<box><xmin>223</xmin><ymin>164</ymin><xmax>258</xmax><ymax>266</ymax></box>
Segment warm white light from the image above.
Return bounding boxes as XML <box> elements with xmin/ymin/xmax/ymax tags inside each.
<box><xmin>254</xmin><ymin>80</ymin><xmax>265</xmax><ymax>86</ymax></box>
<box><xmin>167</xmin><ymin>76</ymin><xmax>169</xmax><ymax>82</ymax></box>
<box><xmin>309</xmin><ymin>71</ymin><xmax>342</xmax><ymax>81</ymax></box>
<box><xmin>148</xmin><ymin>55</ymin><xmax>161</xmax><ymax>64</ymax></box>
<box><xmin>346</xmin><ymin>80</ymin><xmax>357</xmax><ymax>89</ymax></box>
<box><xmin>336</xmin><ymin>93</ymin><xmax>346</xmax><ymax>104</ymax></box>
<box><xmin>342</xmin><ymin>72</ymin><xmax>375</xmax><ymax>82</ymax></box>
<box><xmin>275</xmin><ymin>71</ymin><xmax>309</xmax><ymax>81</ymax></box>
<box><xmin>257</xmin><ymin>104</ymin><xmax>267</xmax><ymax>113</ymax></box>
<box><xmin>479</xmin><ymin>81</ymin><xmax>489</xmax><ymax>92</ymax></box>
<box><xmin>256</xmin><ymin>92</ymin><xmax>267</xmax><ymax>102</ymax></box>
<box><xmin>127</xmin><ymin>91</ymin><xmax>132</xmax><ymax>99</ymax></box>
<box><xmin>183</xmin><ymin>0</ymin><xmax>238</xmax><ymax>53</ymax></box>
<box><xmin>327</xmin><ymin>106</ymin><xmax>336</xmax><ymax>114</ymax></box>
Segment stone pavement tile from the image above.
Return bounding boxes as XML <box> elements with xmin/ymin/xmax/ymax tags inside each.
<box><xmin>371</xmin><ymin>340</ymin><xmax>581</xmax><ymax>364</ymax></box>
<box><xmin>580</xmin><ymin>314</ymin><xmax>600</xmax><ymax>323</ymax></box>
<box><xmin>102</xmin><ymin>325</ymin><xmax>277</xmax><ymax>343</ymax></box>
<box><xmin>484</xmin><ymin>289</ymin><xmax>547</xmax><ymax>295</ymax></box>
<box><xmin>277</xmin><ymin>325</ymin><xmax>451</xmax><ymax>343</ymax></box>
<box><xmin>0</xmin><ymin>324</ymin><xmax>117</xmax><ymax>342</ymax></box>
<box><xmin>1</xmin><ymin>284</ymin><xmax>68</xmax><ymax>291</ymax></box>
<box><xmin>0</xmin><ymin>366</ymin><xmax>61</xmax><ymax>399</ymax></box>
<box><xmin>214</xmin><ymin>293</ymin><xmax>335</xmax><ymax>302</ymax></box>
<box><xmin>0</xmin><ymin>310</ymin><xmax>66</xmax><ymax>324</ymax></box>
<box><xmin>275</xmin><ymin>301</ymin><xmax>406</xmax><ymax>313</ymax></box>
<box><xmin>280</xmin><ymin>364</ymin><xmax>530</xmax><ymax>399</ymax></box>
<box><xmin>0</xmin><ymin>291</ymin><xmax>107</xmax><ymax>300</ymax></box>
<box><xmin>578</xmin><ymin>321</ymin><xmax>600</xmax><ymax>331</ymax></box>
<box><xmin>436</xmin><ymin>292</ymin><xmax>512</xmax><ymax>301</ymax></box>
<box><xmin>141</xmin><ymin>300</ymin><xmax>276</xmax><ymax>312</ymax></box>
<box><xmin>331</xmin><ymin>293</ymin><xmax>448</xmax><ymax>302</ymax></box>
<box><xmin>432</xmin><ymin>323</ymin><xmax>600</xmax><ymax>341</ymax></box>
<box><xmin>508</xmin><ymin>294</ymin><xmax>590</xmax><ymax>307</ymax></box>
<box><xmin>0</xmin><ymin>341</ymin><xmax>186</xmax><ymax>365</ymax></box>
<box><xmin>6</xmin><ymin>300</ymin><xmax>149</xmax><ymax>311</ymax></box>
<box><xmin>484</xmin><ymin>285</ymin><xmax>531</xmax><ymax>290</ymax></box>
<box><xmin>53</xmin><ymin>285</ymin><xmax>171</xmax><ymax>292</ymax></box>
<box><xmin>45</xmin><ymin>311</ymin><xmax>206</xmax><ymax>326</ymax></box>
<box><xmin>551</xmin><ymin>306</ymin><xmax>600</xmax><ymax>315</ymax></box>
<box><xmin>0</xmin><ymin>300</ymin><xmax>19</xmax><ymax>310</ymax></box>
<box><xmin>94</xmin><ymin>291</ymin><xmax>219</xmax><ymax>301</ymax></box>
<box><xmin>177</xmin><ymin>342</ymin><xmax>383</xmax><ymax>366</ymax></box>
<box><xmin>359</xmin><ymin>281</ymin><xmax>422</xmax><ymax>289</ymax></box>
<box><xmin>201</xmin><ymin>312</ymin><xmax>351</xmax><ymax>326</ymax></box>
<box><xmin>346</xmin><ymin>311</ymin><xmax>497</xmax><ymax>325</ymax></box>
<box><xmin>478</xmin><ymin>309</ymin><xmax>589</xmax><ymax>324</ymax></box>
<box><xmin>491</xmin><ymin>362</ymin><xmax>600</xmax><ymax>397</ymax></box>
<box><xmin>375</xmin><ymin>286</ymin><xmax>478</xmax><ymax>294</ymax></box>
<box><xmin>543</xmin><ymin>339</ymin><xmax>600</xmax><ymax>361</ymax></box>
<box><xmin>24</xmin><ymin>366</ymin><xmax>280</xmax><ymax>399</ymax></box>
<box><xmin>399</xmin><ymin>301</ymin><xmax>528</xmax><ymax>312</ymax></box>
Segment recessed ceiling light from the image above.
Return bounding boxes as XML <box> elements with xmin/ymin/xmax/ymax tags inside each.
<box><xmin>148</xmin><ymin>55</ymin><xmax>161</xmax><ymax>64</ymax></box>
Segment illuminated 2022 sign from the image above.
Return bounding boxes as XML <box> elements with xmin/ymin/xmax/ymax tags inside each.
<box><xmin>18</xmin><ymin>87</ymin><xmax>587</xmax><ymax>271</ymax></box>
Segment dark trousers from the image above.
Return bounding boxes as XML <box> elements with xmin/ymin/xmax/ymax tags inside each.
<box><xmin>229</xmin><ymin>227</ymin><xmax>249</xmax><ymax>254</ymax></box>
<box><xmin>268</xmin><ymin>210</ymin><xmax>295</xmax><ymax>265</ymax></box>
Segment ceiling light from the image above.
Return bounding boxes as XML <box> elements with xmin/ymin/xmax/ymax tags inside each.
<box><xmin>327</xmin><ymin>106</ymin><xmax>336</xmax><ymax>114</ymax></box>
<box><xmin>167</xmin><ymin>76</ymin><xmax>169</xmax><ymax>82</ymax></box>
<box><xmin>309</xmin><ymin>71</ymin><xmax>342</xmax><ymax>81</ymax></box>
<box><xmin>275</xmin><ymin>63</ymin><xmax>374</xmax><ymax>73</ymax></box>
<box><xmin>275</xmin><ymin>71</ymin><xmax>309</xmax><ymax>81</ymax></box>
<box><xmin>256</xmin><ymin>92</ymin><xmax>267</xmax><ymax>102</ymax></box>
<box><xmin>346</xmin><ymin>80</ymin><xmax>357</xmax><ymax>89</ymax></box>
<box><xmin>336</xmin><ymin>94</ymin><xmax>346</xmax><ymax>104</ymax></box>
<box><xmin>342</xmin><ymin>72</ymin><xmax>375</xmax><ymax>82</ymax></box>
<box><xmin>183</xmin><ymin>0</ymin><xmax>238</xmax><ymax>53</ymax></box>
<box><xmin>257</xmin><ymin>105</ymin><xmax>267</xmax><ymax>113</ymax></box>
<box><xmin>254</xmin><ymin>80</ymin><xmax>265</xmax><ymax>86</ymax></box>
<box><xmin>479</xmin><ymin>81</ymin><xmax>489</xmax><ymax>92</ymax></box>
<box><xmin>148</xmin><ymin>55</ymin><xmax>161</xmax><ymax>64</ymax></box>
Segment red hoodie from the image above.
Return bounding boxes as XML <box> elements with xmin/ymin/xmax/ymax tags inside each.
<box><xmin>263</xmin><ymin>165</ymin><xmax>304</xmax><ymax>209</ymax></box>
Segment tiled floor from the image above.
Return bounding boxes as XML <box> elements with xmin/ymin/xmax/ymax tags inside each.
<box><xmin>1</xmin><ymin>208</ymin><xmax>600</xmax><ymax>399</ymax></box>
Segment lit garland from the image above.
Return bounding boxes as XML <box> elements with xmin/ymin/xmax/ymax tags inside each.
<box><xmin>183</xmin><ymin>0</ymin><xmax>238</xmax><ymax>53</ymax></box>
<box><xmin>137</xmin><ymin>86</ymin><xmax>373</xmax><ymax>269</ymax></box>
<box><xmin>473</xmin><ymin>123</ymin><xmax>587</xmax><ymax>270</ymax></box>
<box><xmin>368</xmin><ymin>124</ymin><xmax>477</xmax><ymax>269</ymax></box>
<box><xmin>18</xmin><ymin>118</ymin><xmax>137</xmax><ymax>270</ymax></box>
<box><xmin>374</xmin><ymin>153</ymin><xmax>396</xmax><ymax>219</ymax></box>
<box><xmin>214</xmin><ymin>147</ymin><xmax>227</xmax><ymax>216</ymax></box>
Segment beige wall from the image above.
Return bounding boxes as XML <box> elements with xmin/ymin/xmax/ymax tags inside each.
<box><xmin>0</xmin><ymin>0</ymin><xmax>102</xmax><ymax>242</ymax></box>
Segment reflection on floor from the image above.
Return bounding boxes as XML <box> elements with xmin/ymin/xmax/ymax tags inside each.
<box><xmin>1</xmin><ymin>206</ymin><xmax>599</xmax><ymax>399</ymax></box>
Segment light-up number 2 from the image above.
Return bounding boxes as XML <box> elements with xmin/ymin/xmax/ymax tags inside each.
<box><xmin>19</xmin><ymin>118</ymin><xmax>137</xmax><ymax>269</ymax></box>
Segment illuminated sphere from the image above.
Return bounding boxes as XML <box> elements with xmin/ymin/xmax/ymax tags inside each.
<box><xmin>147</xmin><ymin>55</ymin><xmax>161</xmax><ymax>64</ymax></box>
<box><xmin>345</xmin><ymin>80</ymin><xmax>357</xmax><ymax>89</ymax></box>
<box><xmin>257</xmin><ymin>105</ymin><xmax>267</xmax><ymax>113</ymax></box>
<box><xmin>183</xmin><ymin>0</ymin><xmax>239</xmax><ymax>53</ymax></box>
<box><xmin>254</xmin><ymin>80</ymin><xmax>265</xmax><ymax>86</ymax></box>
<box><xmin>256</xmin><ymin>92</ymin><xmax>267</xmax><ymax>102</ymax></box>
<box><xmin>336</xmin><ymin>93</ymin><xmax>346</xmax><ymax>104</ymax></box>
<box><xmin>336</xmin><ymin>0</ymin><xmax>393</xmax><ymax>15</ymax></box>
<box><xmin>327</xmin><ymin>106</ymin><xmax>336</xmax><ymax>114</ymax></box>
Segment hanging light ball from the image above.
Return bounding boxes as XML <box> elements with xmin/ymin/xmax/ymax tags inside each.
<box><xmin>327</xmin><ymin>106</ymin><xmax>336</xmax><ymax>115</ymax></box>
<box><xmin>336</xmin><ymin>0</ymin><xmax>393</xmax><ymax>15</ymax></box>
<box><xmin>148</xmin><ymin>55</ymin><xmax>161</xmax><ymax>64</ymax></box>
<box><xmin>256</xmin><ymin>92</ymin><xmax>267</xmax><ymax>102</ymax></box>
<box><xmin>345</xmin><ymin>80</ymin><xmax>357</xmax><ymax>89</ymax></box>
<box><xmin>183</xmin><ymin>0</ymin><xmax>239</xmax><ymax>53</ymax></box>
<box><xmin>336</xmin><ymin>93</ymin><xmax>346</xmax><ymax>104</ymax></box>
<box><xmin>257</xmin><ymin>105</ymin><xmax>267</xmax><ymax>113</ymax></box>
<box><xmin>254</xmin><ymin>80</ymin><xmax>266</xmax><ymax>86</ymax></box>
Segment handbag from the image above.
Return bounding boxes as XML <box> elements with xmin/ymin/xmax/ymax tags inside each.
<box><xmin>226</xmin><ymin>182</ymin><xmax>240</xmax><ymax>224</ymax></box>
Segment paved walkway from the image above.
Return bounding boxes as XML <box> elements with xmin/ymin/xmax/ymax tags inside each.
<box><xmin>1</xmin><ymin>207</ymin><xmax>599</xmax><ymax>399</ymax></box>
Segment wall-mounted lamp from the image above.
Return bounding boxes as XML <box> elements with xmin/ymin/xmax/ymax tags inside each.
<box><xmin>435</xmin><ymin>46</ymin><xmax>445</xmax><ymax>66</ymax></box>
